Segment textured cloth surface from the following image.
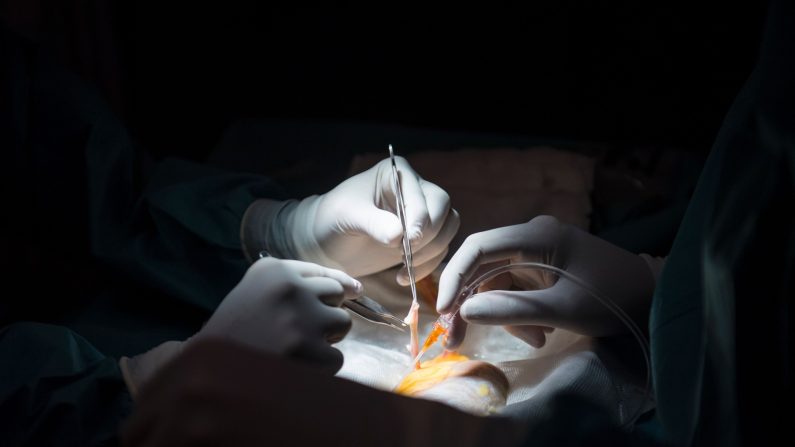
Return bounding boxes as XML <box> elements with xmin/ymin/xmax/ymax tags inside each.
<box><xmin>336</xmin><ymin>266</ymin><xmax>650</xmax><ymax>424</ymax></box>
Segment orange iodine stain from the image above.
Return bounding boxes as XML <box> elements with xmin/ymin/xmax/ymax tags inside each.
<box><xmin>395</xmin><ymin>351</ymin><xmax>470</xmax><ymax>396</ymax></box>
<box><xmin>420</xmin><ymin>321</ymin><xmax>447</xmax><ymax>355</ymax></box>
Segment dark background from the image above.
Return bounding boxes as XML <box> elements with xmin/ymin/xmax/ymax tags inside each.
<box><xmin>1</xmin><ymin>1</ymin><xmax>769</xmax><ymax>161</ymax></box>
<box><xmin>0</xmin><ymin>5</ymin><xmax>788</xmax><ymax>444</ymax></box>
<box><xmin>0</xmin><ymin>0</ymin><xmax>771</xmax><ymax>332</ymax></box>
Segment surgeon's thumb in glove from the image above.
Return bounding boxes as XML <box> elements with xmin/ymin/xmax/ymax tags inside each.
<box><xmin>460</xmin><ymin>289</ymin><xmax>560</xmax><ymax>326</ymax></box>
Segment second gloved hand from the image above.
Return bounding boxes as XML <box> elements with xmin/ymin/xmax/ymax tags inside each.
<box><xmin>437</xmin><ymin>215</ymin><xmax>657</xmax><ymax>350</ymax></box>
<box><xmin>191</xmin><ymin>257</ymin><xmax>361</xmax><ymax>370</ymax></box>
<box><xmin>244</xmin><ymin>156</ymin><xmax>459</xmax><ymax>283</ymax></box>
<box><xmin>121</xmin><ymin>257</ymin><xmax>361</xmax><ymax>396</ymax></box>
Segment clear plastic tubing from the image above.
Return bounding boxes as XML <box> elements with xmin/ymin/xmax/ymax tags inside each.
<box><xmin>437</xmin><ymin>261</ymin><xmax>653</xmax><ymax>428</ymax></box>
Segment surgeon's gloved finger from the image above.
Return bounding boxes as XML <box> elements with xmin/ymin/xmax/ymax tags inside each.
<box><xmin>302</xmin><ymin>277</ymin><xmax>346</xmax><ymax>307</ymax></box>
<box><xmin>393</xmin><ymin>158</ymin><xmax>430</xmax><ymax>241</ymax></box>
<box><xmin>436</xmin><ymin>227</ymin><xmax>520</xmax><ymax>314</ymax></box>
<box><xmin>317</xmin><ymin>307</ymin><xmax>353</xmax><ymax>344</ymax></box>
<box><xmin>283</xmin><ymin>260</ymin><xmax>363</xmax><ymax>299</ymax></box>
<box><xmin>459</xmin><ymin>287</ymin><xmax>563</xmax><ymax>326</ymax></box>
<box><xmin>406</xmin><ymin>207</ymin><xmax>459</xmax><ymax>264</ymax></box>
<box><xmin>397</xmin><ymin>209</ymin><xmax>458</xmax><ymax>284</ymax></box>
<box><xmin>504</xmin><ymin>325</ymin><xmax>549</xmax><ymax>348</ymax></box>
<box><xmin>442</xmin><ymin>312</ymin><xmax>468</xmax><ymax>351</ymax></box>
<box><xmin>475</xmin><ymin>267</ymin><xmax>513</xmax><ymax>292</ymax></box>
<box><xmin>398</xmin><ymin>247</ymin><xmax>448</xmax><ymax>286</ymax></box>
<box><xmin>407</xmin><ymin>181</ymin><xmax>452</xmax><ymax>251</ymax></box>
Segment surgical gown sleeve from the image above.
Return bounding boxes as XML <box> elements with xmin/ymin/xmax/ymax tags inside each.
<box><xmin>1</xmin><ymin>23</ymin><xmax>287</xmax><ymax>315</ymax></box>
<box><xmin>83</xmin><ymin>111</ymin><xmax>286</xmax><ymax>311</ymax></box>
<box><xmin>0</xmin><ymin>323</ymin><xmax>132</xmax><ymax>446</ymax></box>
<box><xmin>516</xmin><ymin>2</ymin><xmax>793</xmax><ymax>445</ymax></box>
<box><xmin>0</xmin><ymin>23</ymin><xmax>287</xmax><ymax>447</ymax></box>
<box><xmin>637</xmin><ymin>1</ymin><xmax>794</xmax><ymax>445</ymax></box>
<box><xmin>87</xmin><ymin>151</ymin><xmax>286</xmax><ymax>312</ymax></box>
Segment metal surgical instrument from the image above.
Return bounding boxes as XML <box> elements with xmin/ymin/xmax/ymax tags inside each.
<box><xmin>389</xmin><ymin>145</ymin><xmax>420</xmax><ymax>314</ymax></box>
<box><xmin>257</xmin><ymin>251</ymin><xmax>407</xmax><ymax>332</ymax></box>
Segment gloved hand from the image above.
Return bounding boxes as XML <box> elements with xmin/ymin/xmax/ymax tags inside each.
<box><xmin>242</xmin><ymin>156</ymin><xmax>459</xmax><ymax>283</ymax></box>
<box><xmin>437</xmin><ymin>215</ymin><xmax>656</xmax><ymax>350</ymax></box>
<box><xmin>120</xmin><ymin>257</ymin><xmax>361</xmax><ymax>397</ymax></box>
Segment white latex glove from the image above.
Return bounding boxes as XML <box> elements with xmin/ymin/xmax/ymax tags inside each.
<box><xmin>121</xmin><ymin>257</ymin><xmax>361</xmax><ymax>397</ymax></box>
<box><xmin>243</xmin><ymin>156</ymin><xmax>459</xmax><ymax>283</ymax></box>
<box><xmin>436</xmin><ymin>215</ymin><xmax>656</xmax><ymax>350</ymax></box>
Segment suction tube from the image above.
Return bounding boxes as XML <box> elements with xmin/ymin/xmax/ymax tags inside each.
<box><xmin>433</xmin><ymin>262</ymin><xmax>653</xmax><ymax>428</ymax></box>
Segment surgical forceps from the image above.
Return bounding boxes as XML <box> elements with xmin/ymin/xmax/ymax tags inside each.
<box><xmin>257</xmin><ymin>251</ymin><xmax>407</xmax><ymax>331</ymax></box>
